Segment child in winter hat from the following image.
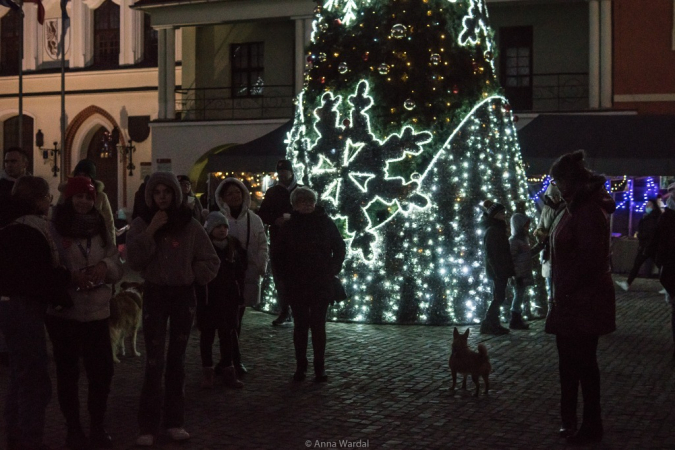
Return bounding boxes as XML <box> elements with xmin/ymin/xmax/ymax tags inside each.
<box><xmin>204</xmin><ymin>211</ymin><xmax>229</xmax><ymax>235</ymax></box>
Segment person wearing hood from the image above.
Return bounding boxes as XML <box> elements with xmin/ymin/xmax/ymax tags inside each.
<box><xmin>480</xmin><ymin>200</ymin><xmax>515</xmax><ymax>335</ymax></box>
<box><xmin>646</xmin><ymin>182</ymin><xmax>675</xmax><ymax>356</ymax></box>
<box><xmin>534</xmin><ymin>183</ymin><xmax>564</xmax><ymax>301</ymax></box>
<box><xmin>0</xmin><ymin>175</ymin><xmax>72</xmax><ymax>450</ymax></box>
<box><xmin>616</xmin><ymin>197</ymin><xmax>662</xmax><ymax>291</ymax></box>
<box><xmin>47</xmin><ymin>176</ymin><xmax>123</xmax><ymax>450</ymax></box>
<box><xmin>176</xmin><ymin>175</ymin><xmax>204</xmax><ymax>224</ymax></box>
<box><xmin>126</xmin><ymin>172</ymin><xmax>219</xmax><ymax>447</ymax></box>
<box><xmin>258</xmin><ymin>159</ymin><xmax>300</xmax><ymax>326</ymax></box>
<box><xmin>509</xmin><ymin>213</ymin><xmax>544</xmax><ymax>330</ymax></box>
<box><xmin>57</xmin><ymin>159</ymin><xmax>116</xmax><ymax>247</ymax></box>
<box><xmin>215</xmin><ymin>177</ymin><xmax>269</xmax><ymax>376</ymax></box>
<box><xmin>545</xmin><ymin>150</ymin><xmax>616</xmax><ymax>445</ymax></box>
<box><xmin>272</xmin><ymin>187</ymin><xmax>346</xmax><ymax>382</ymax></box>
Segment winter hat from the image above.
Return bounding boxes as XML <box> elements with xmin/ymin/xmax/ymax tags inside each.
<box><xmin>65</xmin><ymin>176</ymin><xmax>96</xmax><ymax>201</ymax></box>
<box><xmin>176</xmin><ymin>175</ymin><xmax>191</xmax><ymax>184</ymax></box>
<box><xmin>482</xmin><ymin>200</ymin><xmax>506</xmax><ymax>219</ymax></box>
<box><xmin>277</xmin><ymin>159</ymin><xmax>293</xmax><ymax>172</ymax></box>
<box><xmin>73</xmin><ymin>159</ymin><xmax>97</xmax><ymax>180</ymax></box>
<box><xmin>144</xmin><ymin>172</ymin><xmax>183</xmax><ymax>208</ymax></box>
<box><xmin>204</xmin><ymin>211</ymin><xmax>229</xmax><ymax>235</ymax></box>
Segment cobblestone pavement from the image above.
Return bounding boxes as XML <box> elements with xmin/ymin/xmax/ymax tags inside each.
<box><xmin>1</xmin><ymin>276</ymin><xmax>674</xmax><ymax>450</ymax></box>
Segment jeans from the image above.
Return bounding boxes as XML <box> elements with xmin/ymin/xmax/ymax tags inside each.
<box><xmin>45</xmin><ymin>316</ymin><xmax>114</xmax><ymax>431</ymax></box>
<box><xmin>485</xmin><ymin>277</ymin><xmax>509</xmax><ymax>322</ymax></box>
<box><xmin>511</xmin><ymin>283</ymin><xmax>526</xmax><ymax>314</ymax></box>
<box><xmin>556</xmin><ymin>334</ymin><xmax>602</xmax><ymax>430</ymax></box>
<box><xmin>138</xmin><ymin>284</ymin><xmax>195</xmax><ymax>434</ymax></box>
<box><xmin>627</xmin><ymin>249</ymin><xmax>650</xmax><ymax>285</ymax></box>
<box><xmin>0</xmin><ymin>296</ymin><xmax>51</xmax><ymax>448</ymax></box>
<box><xmin>290</xmin><ymin>299</ymin><xmax>329</xmax><ymax>373</ymax></box>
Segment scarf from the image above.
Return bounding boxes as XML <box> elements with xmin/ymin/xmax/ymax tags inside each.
<box><xmin>14</xmin><ymin>214</ymin><xmax>60</xmax><ymax>267</ymax></box>
<box><xmin>70</xmin><ymin>213</ymin><xmax>103</xmax><ymax>238</ymax></box>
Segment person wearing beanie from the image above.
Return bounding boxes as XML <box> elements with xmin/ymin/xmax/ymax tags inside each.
<box><xmin>480</xmin><ymin>199</ymin><xmax>515</xmax><ymax>335</ymax></box>
<box><xmin>196</xmin><ymin>211</ymin><xmax>247</xmax><ymax>389</ymax></box>
<box><xmin>215</xmin><ymin>177</ymin><xmax>268</xmax><ymax>377</ymax></box>
<box><xmin>48</xmin><ymin>176</ymin><xmax>123</xmax><ymax>449</ymax></box>
<box><xmin>546</xmin><ymin>150</ymin><xmax>616</xmax><ymax>445</ymax></box>
<box><xmin>126</xmin><ymin>172</ymin><xmax>219</xmax><ymax>446</ymax></box>
<box><xmin>177</xmin><ymin>175</ymin><xmax>204</xmax><ymax>224</ymax></box>
<box><xmin>57</xmin><ymin>159</ymin><xmax>116</xmax><ymax>247</ymax></box>
<box><xmin>258</xmin><ymin>159</ymin><xmax>299</xmax><ymax>326</ymax></box>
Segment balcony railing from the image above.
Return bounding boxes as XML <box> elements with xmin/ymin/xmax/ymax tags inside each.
<box><xmin>532</xmin><ymin>72</ymin><xmax>589</xmax><ymax>111</ymax></box>
<box><xmin>175</xmin><ymin>85</ymin><xmax>295</xmax><ymax>121</ymax></box>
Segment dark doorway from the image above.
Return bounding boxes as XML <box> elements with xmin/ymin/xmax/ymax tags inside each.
<box><xmin>499</xmin><ymin>26</ymin><xmax>533</xmax><ymax>111</ymax></box>
<box><xmin>0</xmin><ymin>9</ymin><xmax>21</xmax><ymax>76</ymax></box>
<box><xmin>86</xmin><ymin>127</ymin><xmax>118</xmax><ymax>211</ymax></box>
<box><xmin>3</xmin><ymin>115</ymin><xmax>35</xmax><ymax>174</ymax></box>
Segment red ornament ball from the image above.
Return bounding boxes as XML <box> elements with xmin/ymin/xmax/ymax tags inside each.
<box><xmin>321</xmin><ymin>77</ymin><xmax>326</xmax><ymax>84</ymax></box>
<box><xmin>513</xmin><ymin>115</ymin><xmax>519</xmax><ymax>123</ymax></box>
<box><xmin>362</xmin><ymin>52</ymin><xmax>370</xmax><ymax>61</ymax></box>
<box><xmin>452</xmin><ymin>85</ymin><xmax>459</xmax><ymax>94</ymax></box>
<box><xmin>343</xmin><ymin>119</ymin><xmax>351</xmax><ymax>127</ymax></box>
<box><xmin>334</xmin><ymin>18</ymin><xmax>342</xmax><ymax>26</ymax></box>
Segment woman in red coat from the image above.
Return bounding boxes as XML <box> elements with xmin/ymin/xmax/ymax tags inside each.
<box><xmin>546</xmin><ymin>150</ymin><xmax>616</xmax><ymax>445</ymax></box>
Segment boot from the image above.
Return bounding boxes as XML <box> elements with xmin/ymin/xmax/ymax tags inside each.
<box><xmin>509</xmin><ymin>311</ymin><xmax>530</xmax><ymax>330</ymax></box>
<box><xmin>272</xmin><ymin>306</ymin><xmax>291</xmax><ymax>326</ymax></box>
<box><xmin>201</xmin><ymin>367</ymin><xmax>215</xmax><ymax>389</ymax></box>
<box><xmin>293</xmin><ymin>358</ymin><xmax>308</xmax><ymax>382</ymax></box>
<box><xmin>222</xmin><ymin>366</ymin><xmax>244</xmax><ymax>389</ymax></box>
<box><xmin>480</xmin><ymin>317</ymin><xmax>509</xmax><ymax>335</ymax></box>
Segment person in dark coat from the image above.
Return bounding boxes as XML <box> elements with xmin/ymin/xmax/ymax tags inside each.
<box><xmin>646</xmin><ymin>183</ymin><xmax>675</xmax><ymax>355</ymax></box>
<box><xmin>258</xmin><ymin>159</ymin><xmax>299</xmax><ymax>326</ymax></box>
<box><xmin>272</xmin><ymin>187</ymin><xmax>346</xmax><ymax>382</ymax></box>
<box><xmin>197</xmin><ymin>211</ymin><xmax>247</xmax><ymax>389</ymax></box>
<box><xmin>545</xmin><ymin>150</ymin><xmax>616</xmax><ymax>445</ymax></box>
<box><xmin>480</xmin><ymin>200</ymin><xmax>515</xmax><ymax>335</ymax></box>
<box><xmin>616</xmin><ymin>197</ymin><xmax>662</xmax><ymax>291</ymax></box>
<box><xmin>0</xmin><ymin>175</ymin><xmax>72</xmax><ymax>450</ymax></box>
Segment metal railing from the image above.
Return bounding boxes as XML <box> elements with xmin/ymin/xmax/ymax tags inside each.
<box><xmin>531</xmin><ymin>72</ymin><xmax>589</xmax><ymax>111</ymax></box>
<box><xmin>175</xmin><ymin>85</ymin><xmax>295</xmax><ymax>121</ymax></box>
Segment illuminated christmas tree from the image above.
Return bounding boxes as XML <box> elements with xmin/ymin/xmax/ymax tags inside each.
<box><xmin>262</xmin><ymin>0</ymin><xmax>545</xmax><ymax>324</ymax></box>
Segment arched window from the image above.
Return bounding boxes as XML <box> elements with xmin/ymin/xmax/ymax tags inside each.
<box><xmin>0</xmin><ymin>9</ymin><xmax>21</xmax><ymax>76</ymax></box>
<box><xmin>3</xmin><ymin>115</ymin><xmax>35</xmax><ymax>173</ymax></box>
<box><xmin>143</xmin><ymin>13</ymin><xmax>158</xmax><ymax>66</ymax></box>
<box><xmin>94</xmin><ymin>0</ymin><xmax>120</xmax><ymax>68</ymax></box>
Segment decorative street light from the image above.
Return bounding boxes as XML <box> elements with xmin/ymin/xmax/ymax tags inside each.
<box><xmin>36</xmin><ymin>129</ymin><xmax>60</xmax><ymax>177</ymax></box>
<box><xmin>99</xmin><ymin>127</ymin><xmax>136</xmax><ymax>176</ymax></box>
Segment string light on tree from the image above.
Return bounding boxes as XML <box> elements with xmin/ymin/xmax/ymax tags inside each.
<box><xmin>262</xmin><ymin>0</ymin><xmax>545</xmax><ymax>324</ymax></box>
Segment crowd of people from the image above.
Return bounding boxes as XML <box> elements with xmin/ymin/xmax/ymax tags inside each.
<box><xmin>0</xmin><ymin>146</ymin><xmax>674</xmax><ymax>449</ymax></box>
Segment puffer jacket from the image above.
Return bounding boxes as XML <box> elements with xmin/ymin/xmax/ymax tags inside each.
<box><xmin>509</xmin><ymin>213</ymin><xmax>543</xmax><ymax>286</ymax></box>
<box><xmin>546</xmin><ymin>175</ymin><xmax>616</xmax><ymax>337</ymax></box>
<box><xmin>215</xmin><ymin>178</ymin><xmax>269</xmax><ymax>306</ymax></box>
<box><xmin>48</xmin><ymin>223</ymin><xmax>123</xmax><ymax>322</ymax></box>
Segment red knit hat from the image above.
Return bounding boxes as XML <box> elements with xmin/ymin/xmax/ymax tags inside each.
<box><xmin>65</xmin><ymin>176</ymin><xmax>96</xmax><ymax>201</ymax></box>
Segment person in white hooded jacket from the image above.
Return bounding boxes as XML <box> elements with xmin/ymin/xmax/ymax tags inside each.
<box><xmin>215</xmin><ymin>177</ymin><xmax>269</xmax><ymax>376</ymax></box>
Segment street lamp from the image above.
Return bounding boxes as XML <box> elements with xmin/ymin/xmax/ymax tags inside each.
<box><xmin>36</xmin><ymin>129</ymin><xmax>60</xmax><ymax>177</ymax></box>
<box><xmin>100</xmin><ymin>127</ymin><xmax>136</xmax><ymax>176</ymax></box>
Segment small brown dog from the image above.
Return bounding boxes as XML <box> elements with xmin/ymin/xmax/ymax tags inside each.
<box><xmin>448</xmin><ymin>327</ymin><xmax>491</xmax><ymax>397</ymax></box>
<box><xmin>109</xmin><ymin>281</ymin><xmax>143</xmax><ymax>363</ymax></box>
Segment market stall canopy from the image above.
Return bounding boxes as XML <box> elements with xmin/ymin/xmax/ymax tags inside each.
<box><xmin>203</xmin><ymin>120</ymin><xmax>293</xmax><ymax>174</ymax></box>
<box><xmin>519</xmin><ymin>114</ymin><xmax>675</xmax><ymax>176</ymax></box>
